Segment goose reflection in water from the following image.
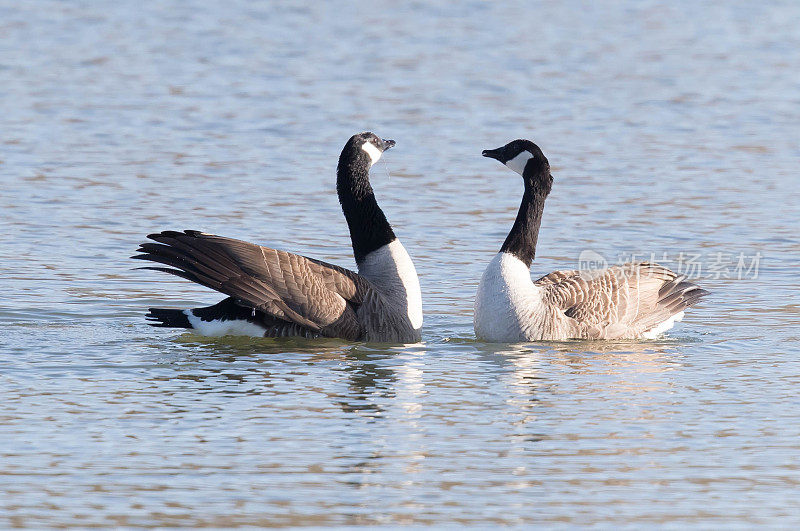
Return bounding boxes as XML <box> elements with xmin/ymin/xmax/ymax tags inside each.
<box><xmin>469</xmin><ymin>341</ymin><xmax>682</xmax><ymax>443</ymax></box>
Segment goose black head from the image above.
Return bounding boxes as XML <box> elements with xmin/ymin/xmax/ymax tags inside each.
<box><xmin>337</xmin><ymin>132</ymin><xmax>396</xmax><ymax>203</ymax></box>
<box><xmin>346</xmin><ymin>131</ymin><xmax>395</xmax><ymax>167</ymax></box>
<box><xmin>482</xmin><ymin>139</ymin><xmax>550</xmax><ymax>183</ymax></box>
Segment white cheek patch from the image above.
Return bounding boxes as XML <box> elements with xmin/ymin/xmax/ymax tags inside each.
<box><xmin>361</xmin><ymin>142</ymin><xmax>382</xmax><ymax>166</ymax></box>
<box><xmin>505</xmin><ymin>151</ymin><xmax>533</xmax><ymax>176</ymax></box>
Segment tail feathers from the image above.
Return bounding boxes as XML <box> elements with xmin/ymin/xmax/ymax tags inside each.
<box><xmin>637</xmin><ymin>276</ymin><xmax>709</xmax><ymax>338</ymax></box>
<box><xmin>657</xmin><ymin>277</ymin><xmax>710</xmax><ymax>314</ymax></box>
<box><xmin>146</xmin><ymin>308</ymin><xmax>192</xmax><ymax>328</ymax></box>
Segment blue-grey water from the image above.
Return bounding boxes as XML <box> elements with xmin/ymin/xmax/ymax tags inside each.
<box><xmin>2</xmin><ymin>1</ymin><xmax>800</xmax><ymax>527</ymax></box>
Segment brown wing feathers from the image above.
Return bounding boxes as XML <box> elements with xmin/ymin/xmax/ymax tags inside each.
<box><xmin>133</xmin><ymin>232</ymin><xmax>311</xmax><ymax>327</ymax></box>
<box><xmin>132</xmin><ymin>230</ymin><xmax>366</xmax><ymax>339</ymax></box>
<box><xmin>537</xmin><ymin>262</ymin><xmax>709</xmax><ymax>337</ymax></box>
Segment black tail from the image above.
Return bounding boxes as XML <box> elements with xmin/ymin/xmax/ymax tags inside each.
<box><xmin>146</xmin><ymin>308</ymin><xmax>193</xmax><ymax>328</ymax></box>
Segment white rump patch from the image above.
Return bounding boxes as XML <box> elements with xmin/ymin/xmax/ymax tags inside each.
<box><xmin>505</xmin><ymin>151</ymin><xmax>533</xmax><ymax>176</ymax></box>
<box><xmin>185</xmin><ymin>310</ymin><xmax>266</xmax><ymax>337</ymax></box>
<box><xmin>642</xmin><ymin>311</ymin><xmax>685</xmax><ymax>339</ymax></box>
<box><xmin>361</xmin><ymin>142</ymin><xmax>382</xmax><ymax>166</ymax></box>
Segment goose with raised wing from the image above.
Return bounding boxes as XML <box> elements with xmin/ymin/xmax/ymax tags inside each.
<box><xmin>134</xmin><ymin>132</ymin><xmax>422</xmax><ymax>343</ymax></box>
<box><xmin>474</xmin><ymin>139</ymin><xmax>708</xmax><ymax>341</ymax></box>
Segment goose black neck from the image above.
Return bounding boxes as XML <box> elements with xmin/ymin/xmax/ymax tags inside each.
<box><xmin>500</xmin><ymin>172</ymin><xmax>551</xmax><ymax>268</ymax></box>
<box><xmin>337</xmin><ymin>153</ymin><xmax>396</xmax><ymax>264</ymax></box>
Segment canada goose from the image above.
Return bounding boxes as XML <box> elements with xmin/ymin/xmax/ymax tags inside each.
<box><xmin>474</xmin><ymin>139</ymin><xmax>708</xmax><ymax>341</ymax></box>
<box><xmin>134</xmin><ymin>132</ymin><xmax>423</xmax><ymax>343</ymax></box>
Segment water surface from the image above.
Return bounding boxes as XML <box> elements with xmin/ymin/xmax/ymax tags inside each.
<box><xmin>2</xmin><ymin>0</ymin><xmax>800</xmax><ymax>527</ymax></box>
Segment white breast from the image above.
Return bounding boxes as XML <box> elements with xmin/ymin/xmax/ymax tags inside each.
<box><xmin>474</xmin><ymin>252</ymin><xmax>542</xmax><ymax>342</ymax></box>
<box><xmin>358</xmin><ymin>239</ymin><xmax>423</xmax><ymax>330</ymax></box>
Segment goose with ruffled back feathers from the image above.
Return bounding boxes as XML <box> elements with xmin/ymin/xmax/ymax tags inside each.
<box><xmin>474</xmin><ymin>139</ymin><xmax>708</xmax><ymax>341</ymax></box>
<box><xmin>134</xmin><ymin>132</ymin><xmax>423</xmax><ymax>343</ymax></box>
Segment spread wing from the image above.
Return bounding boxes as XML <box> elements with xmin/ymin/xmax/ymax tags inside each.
<box><xmin>535</xmin><ymin>262</ymin><xmax>708</xmax><ymax>338</ymax></box>
<box><xmin>133</xmin><ymin>230</ymin><xmax>378</xmax><ymax>340</ymax></box>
